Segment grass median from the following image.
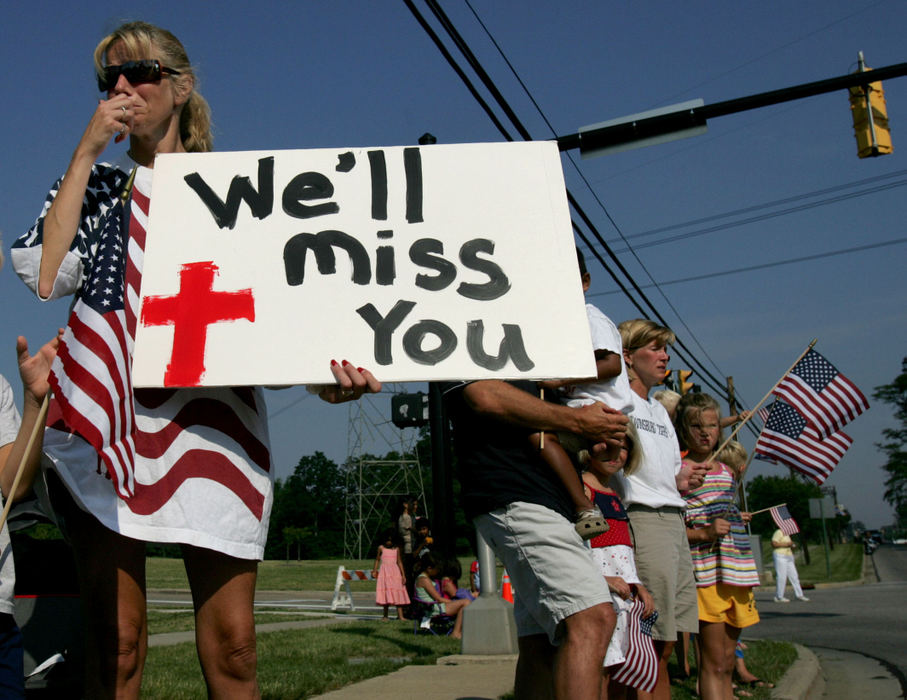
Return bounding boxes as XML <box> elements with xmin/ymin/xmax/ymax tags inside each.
<box><xmin>761</xmin><ymin>541</ymin><xmax>862</xmax><ymax>585</ymax></box>
<box><xmin>141</xmin><ymin>620</ymin><xmax>459</xmax><ymax>699</ymax></box>
<box><xmin>147</xmin><ymin>557</ymin><xmax>380</xmax><ymax>592</ymax></box>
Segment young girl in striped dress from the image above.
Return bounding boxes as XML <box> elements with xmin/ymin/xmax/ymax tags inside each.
<box><xmin>677</xmin><ymin>393</ymin><xmax>760</xmax><ymax>700</ymax></box>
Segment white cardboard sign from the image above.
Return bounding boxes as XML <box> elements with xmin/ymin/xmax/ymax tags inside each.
<box><xmin>132</xmin><ymin>142</ymin><xmax>595</xmax><ymax>387</ymax></box>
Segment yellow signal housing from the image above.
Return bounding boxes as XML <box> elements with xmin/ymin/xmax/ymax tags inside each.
<box><xmin>849</xmin><ymin>55</ymin><xmax>893</xmax><ymax>158</ymax></box>
<box><xmin>678</xmin><ymin>370</ymin><xmax>695</xmax><ymax>395</ymax></box>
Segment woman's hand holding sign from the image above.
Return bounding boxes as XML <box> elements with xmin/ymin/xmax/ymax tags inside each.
<box><xmin>311</xmin><ymin>360</ymin><xmax>382</xmax><ymax>404</ymax></box>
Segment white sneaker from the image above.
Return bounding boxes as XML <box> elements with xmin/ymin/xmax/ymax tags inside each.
<box><xmin>796</xmin><ymin>596</ymin><xmax>810</xmax><ymax>602</ymax></box>
<box><xmin>773</xmin><ymin>596</ymin><xmax>790</xmax><ymax>603</ymax></box>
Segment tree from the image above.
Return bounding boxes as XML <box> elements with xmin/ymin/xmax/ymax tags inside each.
<box><xmin>746</xmin><ymin>474</ymin><xmax>821</xmax><ymax>562</ymax></box>
<box><xmin>266</xmin><ymin>452</ymin><xmax>346</xmax><ymax>559</ymax></box>
<box><xmin>873</xmin><ymin>357</ymin><xmax>907</xmax><ymax>528</ymax></box>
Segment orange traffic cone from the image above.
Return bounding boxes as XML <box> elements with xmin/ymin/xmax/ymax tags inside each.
<box><xmin>501</xmin><ymin>571</ymin><xmax>514</xmax><ymax>603</ymax></box>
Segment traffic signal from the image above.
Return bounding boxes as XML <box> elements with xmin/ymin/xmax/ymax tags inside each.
<box><xmin>661</xmin><ymin>369</ymin><xmax>674</xmax><ymax>390</ymax></box>
<box><xmin>677</xmin><ymin>370</ymin><xmax>695</xmax><ymax>395</ymax></box>
<box><xmin>849</xmin><ymin>54</ymin><xmax>892</xmax><ymax>158</ymax></box>
<box><xmin>391</xmin><ymin>392</ymin><xmax>429</xmax><ymax>428</ymax></box>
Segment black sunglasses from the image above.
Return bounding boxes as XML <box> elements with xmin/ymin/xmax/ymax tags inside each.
<box><xmin>97</xmin><ymin>60</ymin><xmax>181</xmax><ymax>92</ymax></box>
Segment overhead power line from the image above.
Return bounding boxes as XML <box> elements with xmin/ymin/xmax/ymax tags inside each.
<box><xmin>589</xmin><ymin>236</ymin><xmax>907</xmax><ymax>296</ymax></box>
<box><xmin>626</xmin><ymin>169</ymin><xmax>907</xmax><ymax>241</ymax></box>
<box><xmin>614</xmin><ymin>178</ymin><xmax>907</xmax><ymax>253</ymax></box>
<box><xmin>435</xmin><ymin>0</ymin><xmax>735</xmax><ymax>398</ymax></box>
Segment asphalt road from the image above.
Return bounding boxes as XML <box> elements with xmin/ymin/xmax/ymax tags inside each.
<box><xmin>747</xmin><ymin>543</ymin><xmax>907</xmax><ymax>687</ymax></box>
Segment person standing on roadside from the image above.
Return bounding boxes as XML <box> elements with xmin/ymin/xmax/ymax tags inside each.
<box><xmin>772</xmin><ymin>529</ymin><xmax>809</xmax><ymax>603</ymax></box>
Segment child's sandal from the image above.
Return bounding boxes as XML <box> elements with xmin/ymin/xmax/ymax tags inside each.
<box><xmin>574</xmin><ymin>508</ymin><xmax>609</xmax><ymax>540</ymax></box>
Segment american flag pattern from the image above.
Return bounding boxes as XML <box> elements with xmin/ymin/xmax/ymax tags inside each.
<box><xmin>611</xmin><ymin>598</ymin><xmax>658</xmax><ymax>692</ymax></box>
<box><xmin>13</xmin><ymin>160</ymin><xmax>273</xmax><ymax>559</ymax></box>
<box><xmin>754</xmin><ymin>400</ymin><xmax>851</xmax><ymax>484</ymax></box>
<box><xmin>769</xmin><ymin>505</ymin><xmax>800</xmax><ymax>536</ymax></box>
<box><xmin>773</xmin><ymin>349</ymin><xmax>868</xmax><ymax>439</ymax></box>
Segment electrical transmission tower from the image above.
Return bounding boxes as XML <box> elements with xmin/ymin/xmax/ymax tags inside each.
<box><xmin>343</xmin><ymin>385</ymin><xmax>428</xmax><ymax>560</ymax></box>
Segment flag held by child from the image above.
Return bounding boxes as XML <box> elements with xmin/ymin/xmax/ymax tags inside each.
<box><xmin>769</xmin><ymin>505</ymin><xmax>800</xmax><ymax>536</ymax></box>
<box><xmin>772</xmin><ymin>349</ymin><xmax>868</xmax><ymax>439</ymax></box>
<box><xmin>754</xmin><ymin>400</ymin><xmax>851</xmax><ymax>483</ymax></box>
<box><xmin>611</xmin><ymin>599</ymin><xmax>659</xmax><ymax>692</ymax></box>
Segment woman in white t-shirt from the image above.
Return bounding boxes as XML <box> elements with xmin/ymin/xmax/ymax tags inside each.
<box><xmin>614</xmin><ymin>319</ymin><xmax>708</xmax><ymax>700</ymax></box>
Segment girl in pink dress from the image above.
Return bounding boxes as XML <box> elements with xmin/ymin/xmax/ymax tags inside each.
<box><xmin>372</xmin><ymin>529</ymin><xmax>410</xmax><ymax>620</ymax></box>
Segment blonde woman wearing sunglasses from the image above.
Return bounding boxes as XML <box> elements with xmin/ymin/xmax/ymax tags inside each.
<box><xmin>12</xmin><ymin>21</ymin><xmax>379</xmax><ymax>698</ymax></box>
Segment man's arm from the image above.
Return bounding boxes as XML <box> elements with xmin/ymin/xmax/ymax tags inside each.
<box><xmin>461</xmin><ymin>380</ymin><xmax>627</xmax><ymax>447</ymax></box>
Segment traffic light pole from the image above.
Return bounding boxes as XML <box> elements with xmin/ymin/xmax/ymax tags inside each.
<box><xmin>557</xmin><ymin>62</ymin><xmax>907</xmax><ymax>155</ymax></box>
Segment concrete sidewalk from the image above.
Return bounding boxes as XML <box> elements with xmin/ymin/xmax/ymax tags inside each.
<box><xmin>306</xmin><ymin>644</ymin><xmax>904</xmax><ymax>700</ymax></box>
<box><xmin>311</xmin><ymin>654</ymin><xmax>517</xmax><ymax>700</ymax></box>
<box><xmin>147</xmin><ymin>617</ymin><xmax>904</xmax><ymax>700</ymax></box>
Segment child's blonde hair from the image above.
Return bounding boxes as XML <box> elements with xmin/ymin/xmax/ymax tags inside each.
<box><xmin>717</xmin><ymin>441</ymin><xmax>748</xmax><ymax>476</ymax></box>
<box><xmin>578</xmin><ymin>422</ymin><xmax>642</xmax><ymax>476</ymax></box>
<box><xmin>653</xmin><ymin>389</ymin><xmax>681</xmax><ymax>419</ymax></box>
<box><xmin>675</xmin><ymin>392</ymin><xmax>723</xmax><ymax>453</ymax></box>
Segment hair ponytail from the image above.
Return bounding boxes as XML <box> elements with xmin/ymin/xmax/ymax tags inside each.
<box><xmin>180</xmin><ymin>91</ymin><xmax>212</xmax><ymax>153</ymax></box>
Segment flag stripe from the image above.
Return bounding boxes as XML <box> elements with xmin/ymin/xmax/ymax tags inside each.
<box><xmin>135</xmin><ymin>397</ymin><xmax>271</xmax><ymax>471</ymax></box>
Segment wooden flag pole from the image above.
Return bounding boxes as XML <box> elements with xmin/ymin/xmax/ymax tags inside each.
<box><xmin>708</xmin><ymin>339</ymin><xmax>818</xmax><ymax>463</ymax></box>
<box><xmin>0</xmin><ymin>393</ymin><xmax>50</xmax><ymax>533</ymax></box>
<box><xmin>539</xmin><ymin>388</ymin><xmax>545</xmax><ymax>449</ymax></box>
<box><xmin>748</xmin><ymin>502</ymin><xmax>787</xmax><ymax>517</ymax></box>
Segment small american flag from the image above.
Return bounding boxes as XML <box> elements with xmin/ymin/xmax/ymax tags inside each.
<box><xmin>773</xmin><ymin>349</ymin><xmax>868</xmax><ymax>439</ymax></box>
<box><xmin>754</xmin><ymin>400</ymin><xmax>851</xmax><ymax>484</ymax></box>
<box><xmin>770</xmin><ymin>505</ymin><xmax>800</xmax><ymax>535</ymax></box>
<box><xmin>611</xmin><ymin>598</ymin><xmax>658</xmax><ymax>692</ymax></box>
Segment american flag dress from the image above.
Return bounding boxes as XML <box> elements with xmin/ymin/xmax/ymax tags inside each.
<box><xmin>12</xmin><ymin>155</ymin><xmax>273</xmax><ymax>560</ymax></box>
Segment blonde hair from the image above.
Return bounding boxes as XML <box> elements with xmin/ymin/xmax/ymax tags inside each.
<box><xmin>675</xmin><ymin>392</ymin><xmax>723</xmax><ymax>453</ymax></box>
<box><xmin>717</xmin><ymin>441</ymin><xmax>748</xmax><ymax>476</ymax></box>
<box><xmin>652</xmin><ymin>389</ymin><xmax>681</xmax><ymax>418</ymax></box>
<box><xmin>577</xmin><ymin>422</ymin><xmax>642</xmax><ymax>477</ymax></box>
<box><xmin>618</xmin><ymin>319</ymin><xmax>676</xmax><ymax>354</ymax></box>
<box><xmin>93</xmin><ymin>21</ymin><xmax>212</xmax><ymax>153</ymax></box>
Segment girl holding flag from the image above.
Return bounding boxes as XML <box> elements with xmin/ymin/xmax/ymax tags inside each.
<box><xmin>677</xmin><ymin>393</ymin><xmax>760</xmax><ymax>700</ymax></box>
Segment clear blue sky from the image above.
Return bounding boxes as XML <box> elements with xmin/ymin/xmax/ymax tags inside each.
<box><xmin>1</xmin><ymin>1</ymin><xmax>904</xmax><ymax>529</ymax></box>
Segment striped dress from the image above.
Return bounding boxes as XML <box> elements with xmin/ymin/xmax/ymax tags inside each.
<box><xmin>683</xmin><ymin>463</ymin><xmax>759</xmax><ymax>588</ymax></box>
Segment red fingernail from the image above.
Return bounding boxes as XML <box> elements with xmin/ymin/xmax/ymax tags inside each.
<box><xmin>342</xmin><ymin>360</ymin><xmax>351</xmax><ymax>367</ymax></box>
<box><xmin>357</xmin><ymin>367</ymin><xmax>365</xmax><ymax>373</ymax></box>
<box><xmin>331</xmin><ymin>360</ymin><xmax>339</xmax><ymax>367</ymax></box>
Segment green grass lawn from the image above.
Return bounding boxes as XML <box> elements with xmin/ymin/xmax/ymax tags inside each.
<box><xmin>761</xmin><ymin>541</ymin><xmax>862</xmax><ymax>585</ymax></box>
<box><xmin>668</xmin><ymin>639</ymin><xmax>797</xmax><ymax>700</ymax></box>
<box><xmin>146</xmin><ymin>556</ymin><xmax>494</xmax><ymax>592</ymax></box>
<box><xmin>146</xmin><ymin>557</ymin><xmax>378</xmax><ymax>591</ymax></box>
<box><xmin>147</xmin><ymin>609</ymin><xmax>330</xmax><ymax>635</ymax></box>
<box><xmin>141</xmin><ymin>621</ymin><xmax>459</xmax><ymax>699</ymax></box>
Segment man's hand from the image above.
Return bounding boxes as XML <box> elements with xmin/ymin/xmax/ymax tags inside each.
<box><xmin>573</xmin><ymin>402</ymin><xmax>628</xmax><ymax>456</ymax></box>
<box><xmin>677</xmin><ymin>461</ymin><xmax>710</xmax><ymax>491</ymax></box>
<box><xmin>634</xmin><ymin>583</ymin><xmax>656</xmax><ymax>618</ymax></box>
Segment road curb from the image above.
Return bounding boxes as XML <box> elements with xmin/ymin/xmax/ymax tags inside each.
<box><xmin>772</xmin><ymin>643</ymin><xmax>824</xmax><ymax>700</ymax></box>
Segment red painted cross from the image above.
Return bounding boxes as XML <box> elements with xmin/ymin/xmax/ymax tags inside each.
<box><xmin>140</xmin><ymin>261</ymin><xmax>255</xmax><ymax>387</ymax></box>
